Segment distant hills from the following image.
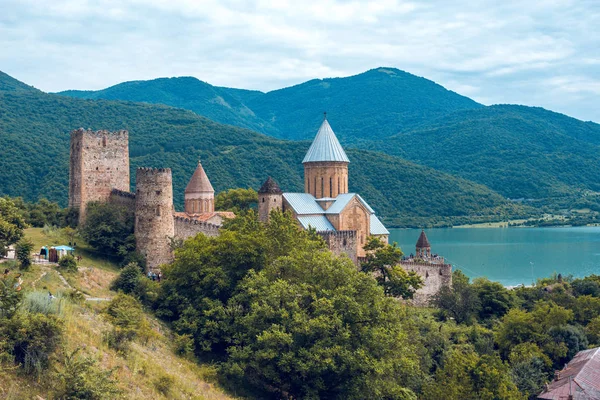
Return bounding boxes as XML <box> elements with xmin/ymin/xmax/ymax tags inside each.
<box><xmin>0</xmin><ymin>72</ymin><xmax>517</xmax><ymax>227</ymax></box>
<box><xmin>57</xmin><ymin>67</ymin><xmax>600</xmax><ymax>207</ymax></box>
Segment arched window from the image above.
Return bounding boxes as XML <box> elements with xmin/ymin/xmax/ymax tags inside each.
<box><xmin>329</xmin><ymin>177</ymin><xmax>332</xmax><ymax>197</ymax></box>
<box><xmin>307</xmin><ymin>178</ymin><xmax>310</xmax><ymax>193</ymax></box>
<box><xmin>102</xmin><ymin>137</ymin><xmax>107</xmax><ymax>147</ymax></box>
<box><xmin>156</xmin><ymin>206</ymin><xmax>161</xmax><ymax>216</ymax></box>
<box><xmin>338</xmin><ymin>177</ymin><xmax>340</xmax><ymax>195</ymax></box>
<box><xmin>321</xmin><ymin>178</ymin><xmax>324</xmax><ymax>198</ymax></box>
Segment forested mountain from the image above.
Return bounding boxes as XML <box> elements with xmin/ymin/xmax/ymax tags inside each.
<box><xmin>58</xmin><ymin>67</ymin><xmax>483</xmax><ymax>142</ymax></box>
<box><xmin>0</xmin><ymin>72</ymin><xmax>517</xmax><ymax>227</ymax></box>
<box><xmin>366</xmin><ymin>105</ymin><xmax>600</xmax><ymax>200</ymax></box>
<box><xmin>58</xmin><ymin>67</ymin><xmax>600</xmax><ymax>205</ymax></box>
<box><xmin>59</xmin><ymin>77</ymin><xmax>276</xmax><ymax>135</ymax></box>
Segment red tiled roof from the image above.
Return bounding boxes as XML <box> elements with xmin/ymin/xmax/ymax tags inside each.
<box><xmin>538</xmin><ymin>347</ymin><xmax>600</xmax><ymax>399</ymax></box>
<box><xmin>416</xmin><ymin>229</ymin><xmax>431</xmax><ymax>248</ymax></box>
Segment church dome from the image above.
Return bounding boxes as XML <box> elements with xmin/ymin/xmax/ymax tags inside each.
<box><xmin>185</xmin><ymin>161</ymin><xmax>214</xmax><ymax>194</ymax></box>
<box><xmin>302</xmin><ymin>116</ymin><xmax>350</xmax><ymax>164</ymax></box>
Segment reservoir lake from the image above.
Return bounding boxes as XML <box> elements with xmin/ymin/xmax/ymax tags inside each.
<box><xmin>388</xmin><ymin>227</ymin><xmax>600</xmax><ymax>287</ymax></box>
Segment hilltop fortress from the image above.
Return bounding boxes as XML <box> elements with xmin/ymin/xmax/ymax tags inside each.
<box><xmin>68</xmin><ymin>116</ymin><xmax>451</xmax><ymax>303</ymax></box>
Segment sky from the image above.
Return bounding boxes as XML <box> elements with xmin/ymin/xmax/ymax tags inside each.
<box><xmin>1</xmin><ymin>0</ymin><xmax>599</xmax><ymax>122</ymax></box>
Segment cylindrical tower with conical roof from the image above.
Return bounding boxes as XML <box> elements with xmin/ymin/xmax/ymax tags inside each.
<box><xmin>258</xmin><ymin>177</ymin><xmax>283</xmax><ymax>223</ymax></box>
<box><xmin>184</xmin><ymin>161</ymin><xmax>215</xmax><ymax>214</ymax></box>
<box><xmin>303</xmin><ymin>114</ymin><xmax>350</xmax><ymax>199</ymax></box>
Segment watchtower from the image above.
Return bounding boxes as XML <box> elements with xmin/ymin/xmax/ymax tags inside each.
<box><xmin>69</xmin><ymin>128</ymin><xmax>130</xmax><ymax>223</ymax></box>
<box><xmin>258</xmin><ymin>177</ymin><xmax>283</xmax><ymax>223</ymax></box>
<box><xmin>416</xmin><ymin>229</ymin><xmax>431</xmax><ymax>259</ymax></box>
<box><xmin>135</xmin><ymin>168</ymin><xmax>175</xmax><ymax>271</ymax></box>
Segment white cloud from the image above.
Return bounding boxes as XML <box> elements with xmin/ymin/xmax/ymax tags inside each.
<box><xmin>0</xmin><ymin>0</ymin><xmax>598</xmax><ymax>121</ymax></box>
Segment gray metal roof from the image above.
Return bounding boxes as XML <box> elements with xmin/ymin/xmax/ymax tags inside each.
<box><xmin>370</xmin><ymin>215</ymin><xmax>389</xmax><ymax>235</ymax></box>
<box><xmin>297</xmin><ymin>215</ymin><xmax>335</xmax><ymax>231</ymax></box>
<box><xmin>302</xmin><ymin>119</ymin><xmax>350</xmax><ymax>163</ymax></box>
<box><xmin>324</xmin><ymin>193</ymin><xmax>375</xmax><ymax>214</ymax></box>
<box><xmin>282</xmin><ymin>193</ymin><xmax>324</xmax><ymax>215</ymax></box>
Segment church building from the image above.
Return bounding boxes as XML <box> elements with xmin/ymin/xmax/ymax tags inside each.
<box><xmin>259</xmin><ymin>115</ymin><xmax>389</xmax><ymax>261</ymax></box>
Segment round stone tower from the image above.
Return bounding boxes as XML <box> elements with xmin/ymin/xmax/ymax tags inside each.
<box><xmin>135</xmin><ymin>168</ymin><xmax>175</xmax><ymax>271</ymax></box>
<box><xmin>184</xmin><ymin>161</ymin><xmax>215</xmax><ymax>214</ymax></box>
<box><xmin>303</xmin><ymin>114</ymin><xmax>350</xmax><ymax>199</ymax></box>
<box><xmin>258</xmin><ymin>177</ymin><xmax>283</xmax><ymax>223</ymax></box>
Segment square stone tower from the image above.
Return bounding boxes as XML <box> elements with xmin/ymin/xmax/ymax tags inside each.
<box><xmin>69</xmin><ymin>128</ymin><xmax>130</xmax><ymax>222</ymax></box>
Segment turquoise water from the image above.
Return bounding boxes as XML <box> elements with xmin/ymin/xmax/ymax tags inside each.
<box><xmin>388</xmin><ymin>227</ymin><xmax>600</xmax><ymax>286</ymax></box>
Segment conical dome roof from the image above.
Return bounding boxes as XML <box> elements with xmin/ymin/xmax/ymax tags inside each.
<box><xmin>302</xmin><ymin>117</ymin><xmax>350</xmax><ymax>163</ymax></box>
<box><xmin>185</xmin><ymin>161</ymin><xmax>214</xmax><ymax>194</ymax></box>
<box><xmin>416</xmin><ymin>229</ymin><xmax>431</xmax><ymax>248</ymax></box>
<box><xmin>259</xmin><ymin>177</ymin><xmax>282</xmax><ymax>194</ymax></box>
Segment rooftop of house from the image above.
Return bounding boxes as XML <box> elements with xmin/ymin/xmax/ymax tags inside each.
<box><xmin>538</xmin><ymin>347</ymin><xmax>600</xmax><ymax>400</ymax></box>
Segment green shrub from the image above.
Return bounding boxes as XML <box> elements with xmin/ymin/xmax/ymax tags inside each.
<box><xmin>0</xmin><ymin>311</ymin><xmax>63</xmax><ymax>376</ymax></box>
<box><xmin>111</xmin><ymin>263</ymin><xmax>158</xmax><ymax>306</ymax></box>
<box><xmin>0</xmin><ymin>272</ymin><xmax>22</xmax><ymax>319</ymax></box>
<box><xmin>54</xmin><ymin>347</ymin><xmax>122</xmax><ymax>400</ymax></box>
<box><xmin>173</xmin><ymin>333</ymin><xmax>194</xmax><ymax>358</ymax></box>
<box><xmin>153</xmin><ymin>373</ymin><xmax>174</xmax><ymax>396</ymax></box>
<box><xmin>64</xmin><ymin>289</ymin><xmax>86</xmax><ymax>303</ymax></box>
<box><xmin>21</xmin><ymin>291</ymin><xmax>65</xmax><ymax>316</ymax></box>
<box><xmin>15</xmin><ymin>238</ymin><xmax>34</xmax><ymax>270</ymax></box>
<box><xmin>58</xmin><ymin>254</ymin><xmax>78</xmax><ymax>273</ymax></box>
<box><xmin>103</xmin><ymin>294</ymin><xmax>150</xmax><ymax>352</ymax></box>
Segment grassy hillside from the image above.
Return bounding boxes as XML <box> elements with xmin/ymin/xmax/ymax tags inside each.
<box><xmin>0</xmin><ymin>80</ymin><xmax>518</xmax><ymax>227</ymax></box>
<box><xmin>366</xmin><ymin>105</ymin><xmax>600</xmax><ymax>200</ymax></box>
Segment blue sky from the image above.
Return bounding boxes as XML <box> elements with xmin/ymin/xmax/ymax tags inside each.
<box><xmin>1</xmin><ymin>0</ymin><xmax>599</xmax><ymax>122</ymax></box>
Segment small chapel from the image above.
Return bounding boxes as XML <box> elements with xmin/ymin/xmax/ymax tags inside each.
<box><xmin>258</xmin><ymin>114</ymin><xmax>389</xmax><ymax>262</ymax></box>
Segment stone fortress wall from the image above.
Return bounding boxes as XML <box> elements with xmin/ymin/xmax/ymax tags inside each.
<box><xmin>69</xmin><ymin>128</ymin><xmax>129</xmax><ymax>222</ymax></box>
<box><xmin>318</xmin><ymin>230</ymin><xmax>358</xmax><ymax>264</ymax></box>
<box><xmin>174</xmin><ymin>215</ymin><xmax>220</xmax><ymax>240</ymax></box>
<box><xmin>109</xmin><ymin>189</ymin><xmax>136</xmax><ymax>211</ymax></box>
<box><xmin>401</xmin><ymin>261</ymin><xmax>453</xmax><ymax>306</ymax></box>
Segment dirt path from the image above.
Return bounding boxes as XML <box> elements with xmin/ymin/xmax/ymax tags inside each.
<box><xmin>31</xmin><ymin>264</ymin><xmax>111</xmax><ymax>302</ymax></box>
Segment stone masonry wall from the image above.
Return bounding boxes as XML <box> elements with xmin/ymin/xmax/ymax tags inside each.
<box><xmin>401</xmin><ymin>262</ymin><xmax>453</xmax><ymax>306</ymax></box>
<box><xmin>135</xmin><ymin>168</ymin><xmax>175</xmax><ymax>272</ymax></box>
<box><xmin>109</xmin><ymin>189</ymin><xmax>136</xmax><ymax>212</ymax></box>
<box><xmin>304</xmin><ymin>161</ymin><xmax>349</xmax><ymax>199</ymax></box>
<box><xmin>69</xmin><ymin>128</ymin><xmax>129</xmax><ymax>223</ymax></box>
<box><xmin>258</xmin><ymin>193</ymin><xmax>283</xmax><ymax>223</ymax></box>
<box><xmin>318</xmin><ymin>230</ymin><xmax>357</xmax><ymax>264</ymax></box>
<box><xmin>174</xmin><ymin>216</ymin><xmax>220</xmax><ymax>241</ymax></box>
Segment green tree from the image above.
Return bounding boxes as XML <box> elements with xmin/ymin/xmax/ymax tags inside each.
<box><xmin>215</xmin><ymin>188</ymin><xmax>258</xmax><ymax>213</ymax></box>
<box><xmin>360</xmin><ymin>236</ymin><xmax>423</xmax><ymax>299</ymax></box>
<box><xmin>0</xmin><ymin>272</ymin><xmax>23</xmax><ymax>319</ymax></box>
<box><xmin>80</xmin><ymin>202</ymin><xmax>134</xmax><ymax>258</ymax></box>
<box><xmin>472</xmin><ymin>278</ymin><xmax>516</xmax><ymax>320</ymax></box>
<box><xmin>15</xmin><ymin>238</ymin><xmax>34</xmax><ymax>270</ymax></box>
<box><xmin>58</xmin><ymin>254</ymin><xmax>78</xmax><ymax>273</ymax></box>
<box><xmin>422</xmin><ymin>346</ymin><xmax>522</xmax><ymax>400</ymax></box>
<box><xmin>0</xmin><ymin>197</ymin><xmax>27</xmax><ymax>255</ymax></box>
<box><xmin>431</xmin><ymin>270</ymin><xmax>480</xmax><ymax>324</ymax></box>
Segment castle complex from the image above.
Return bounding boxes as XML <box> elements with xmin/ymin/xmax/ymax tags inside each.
<box><xmin>68</xmin><ymin>116</ymin><xmax>451</xmax><ymax>303</ymax></box>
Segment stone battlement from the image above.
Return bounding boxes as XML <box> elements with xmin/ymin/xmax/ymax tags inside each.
<box><xmin>110</xmin><ymin>188</ymin><xmax>136</xmax><ymax>199</ymax></box>
<box><xmin>136</xmin><ymin>167</ymin><xmax>172</xmax><ymax>175</ymax></box>
<box><xmin>317</xmin><ymin>230</ymin><xmax>356</xmax><ymax>238</ymax></box>
<box><xmin>174</xmin><ymin>215</ymin><xmax>220</xmax><ymax>240</ymax></box>
<box><xmin>71</xmin><ymin>128</ymin><xmax>128</xmax><ymax>138</ymax></box>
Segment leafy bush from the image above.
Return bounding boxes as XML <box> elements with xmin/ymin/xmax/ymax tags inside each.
<box><xmin>173</xmin><ymin>333</ymin><xmax>194</xmax><ymax>358</ymax></box>
<box><xmin>153</xmin><ymin>373</ymin><xmax>174</xmax><ymax>396</ymax></box>
<box><xmin>110</xmin><ymin>263</ymin><xmax>158</xmax><ymax>306</ymax></box>
<box><xmin>54</xmin><ymin>347</ymin><xmax>122</xmax><ymax>400</ymax></box>
<box><xmin>58</xmin><ymin>254</ymin><xmax>78</xmax><ymax>273</ymax></box>
<box><xmin>15</xmin><ymin>238</ymin><xmax>34</xmax><ymax>270</ymax></box>
<box><xmin>81</xmin><ymin>202</ymin><xmax>135</xmax><ymax>258</ymax></box>
<box><xmin>0</xmin><ymin>311</ymin><xmax>63</xmax><ymax>376</ymax></box>
<box><xmin>103</xmin><ymin>293</ymin><xmax>150</xmax><ymax>352</ymax></box>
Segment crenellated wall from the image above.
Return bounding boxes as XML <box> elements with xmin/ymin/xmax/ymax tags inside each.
<box><xmin>318</xmin><ymin>230</ymin><xmax>357</xmax><ymax>264</ymax></box>
<box><xmin>135</xmin><ymin>168</ymin><xmax>175</xmax><ymax>271</ymax></box>
<box><xmin>174</xmin><ymin>215</ymin><xmax>220</xmax><ymax>240</ymax></box>
<box><xmin>109</xmin><ymin>189</ymin><xmax>136</xmax><ymax>211</ymax></box>
<box><xmin>69</xmin><ymin>128</ymin><xmax>130</xmax><ymax>222</ymax></box>
<box><xmin>400</xmin><ymin>261</ymin><xmax>453</xmax><ymax>306</ymax></box>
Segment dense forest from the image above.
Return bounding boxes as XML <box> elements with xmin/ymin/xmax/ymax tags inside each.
<box><xmin>0</xmin><ymin>73</ymin><xmax>522</xmax><ymax>227</ymax></box>
<box><xmin>59</xmin><ymin>67</ymin><xmax>600</xmax><ymax>212</ymax></box>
